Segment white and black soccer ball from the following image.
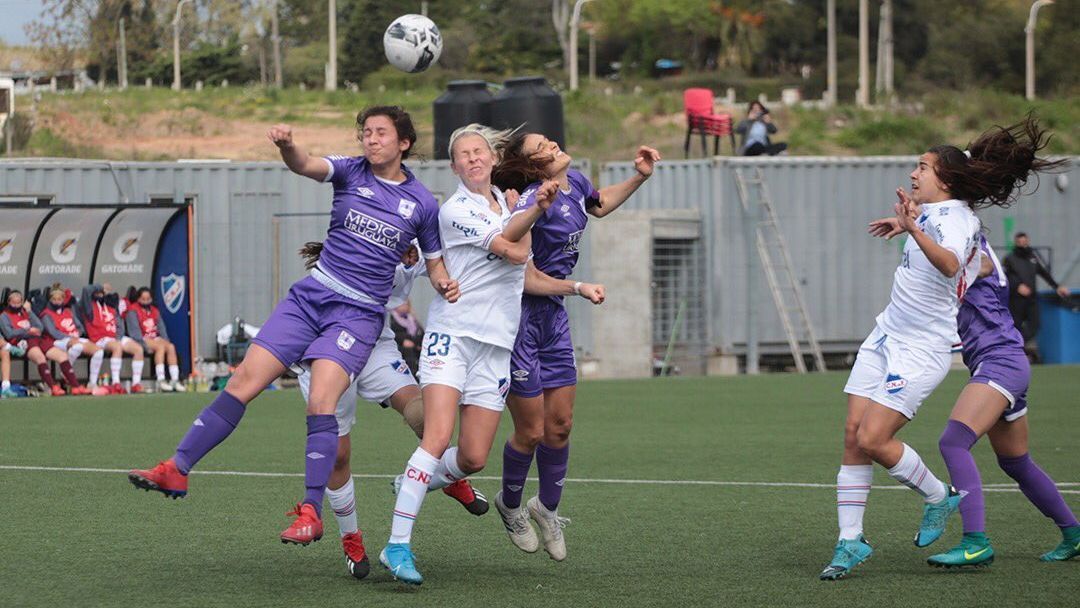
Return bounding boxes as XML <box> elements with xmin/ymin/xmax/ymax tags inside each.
<box><xmin>383</xmin><ymin>14</ymin><xmax>443</xmax><ymax>73</ymax></box>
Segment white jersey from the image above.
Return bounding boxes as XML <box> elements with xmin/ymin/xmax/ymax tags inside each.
<box><xmin>875</xmin><ymin>199</ymin><xmax>981</xmax><ymax>351</ymax></box>
<box><xmin>425</xmin><ymin>181</ymin><xmax>525</xmax><ymax>350</ymax></box>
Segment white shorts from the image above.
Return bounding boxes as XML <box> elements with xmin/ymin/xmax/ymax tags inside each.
<box><xmin>418</xmin><ymin>332</ymin><xmax>511</xmax><ymax>412</ymax></box>
<box><xmin>95</xmin><ymin>336</ymin><xmax>133</xmax><ymax>350</ymax></box>
<box><xmin>52</xmin><ymin>336</ymin><xmax>90</xmax><ymax>352</ymax></box>
<box><xmin>298</xmin><ymin>332</ymin><xmax>417</xmax><ymax>436</ymax></box>
<box><xmin>843</xmin><ymin>325</ymin><xmax>951</xmax><ymax>419</ymax></box>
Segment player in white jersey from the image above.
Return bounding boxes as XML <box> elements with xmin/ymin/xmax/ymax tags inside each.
<box><xmin>380</xmin><ymin>124</ymin><xmax>559</xmax><ymax>586</ymax></box>
<box><xmin>294</xmin><ymin>241</ymin><xmax>488</xmax><ymax>580</ymax></box>
<box><xmin>821</xmin><ymin>118</ymin><xmax>1064</xmax><ymax>580</ymax></box>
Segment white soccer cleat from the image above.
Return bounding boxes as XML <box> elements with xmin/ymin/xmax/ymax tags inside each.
<box><xmin>159</xmin><ymin>380</ymin><xmax>174</xmax><ymax>392</ymax></box>
<box><xmin>494</xmin><ymin>491</ymin><xmax>539</xmax><ymax>553</ymax></box>
<box><xmin>527</xmin><ymin>496</ymin><xmax>569</xmax><ymax>561</ymax></box>
<box><xmin>173</xmin><ymin>381</ymin><xmax>187</xmax><ymax>392</ymax></box>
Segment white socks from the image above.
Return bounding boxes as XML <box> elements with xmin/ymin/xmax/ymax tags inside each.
<box><xmin>110</xmin><ymin>357</ymin><xmax>122</xmax><ymax>383</ymax></box>
<box><xmin>887</xmin><ymin>443</ymin><xmax>947</xmax><ymax>504</ymax></box>
<box><xmin>169</xmin><ymin>364</ymin><xmax>181</xmax><ymax>382</ymax></box>
<box><xmin>837</xmin><ymin>465</ymin><xmax>873</xmax><ymax>540</ymax></box>
<box><xmin>132</xmin><ymin>360</ymin><xmax>144</xmax><ymax>385</ymax></box>
<box><xmin>428</xmin><ymin>446</ymin><xmax>465</xmax><ymax>492</ymax></box>
<box><xmin>156</xmin><ymin>364</ymin><xmax>166</xmax><ymax>382</ymax></box>
<box><xmin>389</xmin><ymin>447</ymin><xmax>439</xmax><ymax>544</ymax></box>
<box><xmin>89</xmin><ymin>350</ymin><xmax>104</xmax><ymax>386</ymax></box>
<box><xmin>326</xmin><ymin>477</ymin><xmax>358</xmax><ymax>537</ymax></box>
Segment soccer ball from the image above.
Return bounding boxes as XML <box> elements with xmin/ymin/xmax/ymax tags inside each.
<box><xmin>383</xmin><ymin>14</ymin><xmax>443</xmax><ymax>73</ymax></box>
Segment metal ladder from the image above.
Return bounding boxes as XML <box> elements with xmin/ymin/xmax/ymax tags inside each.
<box><xmin>734</xmin><ymin>167</ymin><xmax>826</xmax><ymax>373</ymax></box>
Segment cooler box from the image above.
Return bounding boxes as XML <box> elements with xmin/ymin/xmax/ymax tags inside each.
<box><xmin>1037</xmin><ymin>292</ymin><xmax>1080</xmax><ymax>364</ymax></box>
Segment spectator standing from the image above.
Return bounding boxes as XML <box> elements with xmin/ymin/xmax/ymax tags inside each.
<box><xmin>389</xmin><ymin>299</ymin><xmax>424</xmax><ymax>376</ymax></box>
<box><xmin>1003</xmin><ymin>232</ymin><xmax>1070</xmax><ymax>361</ymax></box>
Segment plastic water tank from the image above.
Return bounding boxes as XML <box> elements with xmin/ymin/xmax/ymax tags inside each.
<box><xmin>433</xmin><ymin>80</ymin><xmax>493</xmax><ymax>160</ymax></box>
<box><xmin>491</xmin><ymin>76</ymin><xmax>565</xmax><ymax>149</ymax></box>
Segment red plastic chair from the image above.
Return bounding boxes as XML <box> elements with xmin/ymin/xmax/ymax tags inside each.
<box><xmin>683</xmin><ymin>88</ymin><xmax>734</xmax><ymax>157</ymax></box>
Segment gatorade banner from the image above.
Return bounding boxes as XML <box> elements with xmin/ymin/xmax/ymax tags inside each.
<box><xmin>94</xmin><ymin>207</ymin><xmax>182</xmax><ymax>291</ymax></box>
<box><xmin>28</xmin><ymin>208</ymin><xmax>115</xmax><ymax>291</ymax></box>
<box><xmin>0</xmin><ymin>207</ymin><xmax>54</xmax><ymax>284</ymax></box>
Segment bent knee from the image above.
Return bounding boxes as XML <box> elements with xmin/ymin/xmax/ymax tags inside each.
<box><xmin>457</xmin><ymin>453</ymin><xmax>487</xmax><ymax>475</ymax></box>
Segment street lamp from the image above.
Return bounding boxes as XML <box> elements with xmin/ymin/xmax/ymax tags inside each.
<box><xmin>1025</xmin><ymin>0</ymin><xmax>1054</xmax><ymax>101</ymax></box>
<box><xmin>569</xmin><ymin>0</ymin><xmax>594</xmax><ymax>91</ymax></box>
<box><xmin>172</xmin><ymin>0</ymin><xmax>193</xmax><ymax>91</ymax></box>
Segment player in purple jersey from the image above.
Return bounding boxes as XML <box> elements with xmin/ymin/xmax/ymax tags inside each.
<box><xmin>490</xmin><ymin>132</ymin><xmax>660</xmax><ymax>561</ymax></box>
<box><xmin>821</xmin><ymin>116</ymin><xmax>1067</xmax><ymax>581</ymax></box>
<box><xmin>129</xmin><ymin>106</ymin><xmax>460</xmax><ymax>549</ymax></box>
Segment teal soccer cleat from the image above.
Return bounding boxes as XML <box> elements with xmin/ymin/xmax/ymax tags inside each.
<box><xmin>915</xmin><ymin>484</ymin><xmax>964</xmax><ymax>547</ymax></box>
<box><xmin>380</xmin><ymin>543</ymin><xmax>423</xmax><ymax>586</ymax></box>
<box><xmin>1040</xmin><ymin>526</ymin><xmax>1080</xmax><ymax>562</ymax></box>
<box><xmin>927</xmin><ymin>533</ymin><xmax>994</xmax><ymax>568</ymax></box>
<box><xmin>819</xmin><ymin>535</ymin><xmax>873</xmax><ymax>580</ymax></box>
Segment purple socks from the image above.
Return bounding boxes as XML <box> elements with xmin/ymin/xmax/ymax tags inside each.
<box><xmin>998</xmin><ymin>452</ymin><xmax>1080</xmax><ymax>529</ymax></box>
<box><xmin>501</xmin><ymin>442</ymin><xmax>534</xmax><ymax>509</ymax></box>
<box><xmin>939</xmin><ymin>420</ymin><xmax>984</xmax><ymax>533</ymax></box>
<box><xmin>302</xmin><ymin>415</ymin><xmax>338</xmax><ymax>517</ymax></box>
<box><xmin>536</xmin><ymin>442</ymin><xmax>569</xmax><ymax>512</ymax></box>
<box><xmin>173</xmin><ymin>391</ymin><xmax>247</xmax><ymax>474</ymax></box>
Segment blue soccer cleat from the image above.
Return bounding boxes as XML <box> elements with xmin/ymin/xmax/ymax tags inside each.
<box><xmin>914</xmin><ymin>484</ymin><xmax>964</xmax><ymax>547</ymax></box>
<box><xmin>380</xmin><ymin>543</ymin><xmax>422</xmax><ymax>586</ymax></box>
<box><xmin>819</xmin><ymin>535</ymin><xmax>873</xmax><ymax>580</ymax></box>
<box><xmin>1040</xmin><ymin>526</ymin><xmax>1080</xmax><ymax>562</ymax></box>
<box><xmin>927</xmin><ymin>533</ymin><xmax>995</xmax><ymax>568</ymax></box>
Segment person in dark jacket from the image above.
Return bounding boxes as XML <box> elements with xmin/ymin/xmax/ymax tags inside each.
<box><xmin>735</xmin><ymin>101</ymin><xmax>787</xmax><ymax>156</ymax></box>
<box><xmin>1003</xmin><ymin>232</ymin><xmax>1070</xmax><ymax>360</ymax></box>
<box><xmin>389</xmin><ymin>298</ymin><xmax>424</xmax><ymax>377</ymax></box>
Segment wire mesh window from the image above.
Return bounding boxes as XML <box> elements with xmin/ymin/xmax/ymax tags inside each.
<box><xmin>652</xmin><ymin>237</ymin><xmax>706</xmax><ymax>375</ymax></box>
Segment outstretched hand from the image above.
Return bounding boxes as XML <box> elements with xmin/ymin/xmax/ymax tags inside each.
<box><xmin>893</xmin><ymin>188</ymin><xmax>919</xmax><ymax>234</ymax></box>
<box><xmin>634</xmin><ymin>146</ymin><xmax>661</xmax><ymax>178</ymax></box>
<box><xmin>268</xmin><ymin>124</ymin><xmax>294</xmax><ymax>149</ymax></box>
<box><xmin>868</xmin><ymin>217</ymin><xmax>904</xmax><ymax>240</ymax></box>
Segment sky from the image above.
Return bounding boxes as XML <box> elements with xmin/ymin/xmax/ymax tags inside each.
<box><xmin>0</xmin><ymin>0</ymin><xmax>42</xmax><ymax>46</ymax></box>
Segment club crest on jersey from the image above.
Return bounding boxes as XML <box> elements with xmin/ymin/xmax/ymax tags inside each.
<box><xmin>336</xmin><ymin>330</ymin><xmax>356</xmax><ymax>351</ymax></box>
<box><xmin>356</xmin><ymin>186</ymin><xmax>375</xmax><ymax>198</ymax></box>
<box><xmin>561</xmin><ymin>204</ymin><xmax>571</xmax><ymax>217</ymax></box>
<box><xmin>398</xmin><ymin>199</ymin><xmax>416</xmax><ymax>219</ymax></box>
<box><xmin>563</xmin><ymin>229</ymin><xmax>584</xmax><ymax>254</ymax></box>
<box><xmin>389</xmin><ymin>359</ymin><xmax>410</xmax><ymax>375</ymax></box>
<box><xmin>885</xmin><ymin>374</ymin><xmax>907</xmax><ymax>394</ymax></box>
<box><xmin>161</xmin><ymin>274</ymin><xmax>186</xmax><ymax>314</ymax></box>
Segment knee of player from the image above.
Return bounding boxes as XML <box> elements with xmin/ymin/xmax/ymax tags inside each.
<box><xmin>546</xmin><ymin>414</ymin><xmax>573</xmax><ymax>439</ymax></box>
<box><xmin>457</xmin><ymin>453</ymin><xmax>487</xmax><ymax>475</ymax></box>
<box><xmin>855</xmin><ymin>427</ymin><xmax>886</xmax><ymax>456</ymax></box>
<box><xmin>843</xmin><ymin>421</ymin><xmax>862</xmax><ymax>450</ymax></box>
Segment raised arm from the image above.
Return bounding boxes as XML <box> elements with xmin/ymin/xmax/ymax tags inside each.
<box><xmin>268</xmin><ymin>124</ymin><xmax>331</xmax><ymax>182</ymax></box>
<box><xmin>591</xmin><ymin>146</ymin><xmax>661</xmax><ymax>218</ymax></box>
<box><xmin>503</xmin><ymin>180</ymin><xmax>559</xmax><ymax>242</ymax></box>
<box><xmin>894</xmin><ymin>189</ymin><xmax>961</xmax><ymax>278</ymax></box>
<box><xmin>523</xmin><ymin>260</ymin><xmax>605</xmax><ymax>304</ymax></box>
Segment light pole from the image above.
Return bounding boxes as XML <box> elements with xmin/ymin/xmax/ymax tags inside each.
<box><xmin>117</xmin><ymin>17</ymin><xmax>128</xmax><ymax>90</ymax></box>
<box><xmin>326</xmin><ymin>0</ymin><xmax>337</xmax><ymax>91</ymax></box>
<box><xmin>569</xmin><ymin>0</ymin><xmax>594</xmax><ymax>91</ymax></box>
<box><xmin>172</xmin><ymin>0</ymin><xmax>193</xmax><ymax>91</ymax></box>
<box><xmin>1026</xmin><ymin>0</ymin><xmax>1054</xmax><ymax>101</ymax></box>
<box><xmin>826</xmin><ymin>0</ymin><xmax>836</xmax><ymax>107</ymax></box>
<box><xmin>857</xmin><ymin>0</ymin><xmax>869</xmax><ymax>107</ymax></box>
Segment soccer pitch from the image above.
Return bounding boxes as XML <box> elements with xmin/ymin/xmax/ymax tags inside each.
<box><xmin>2</xmin><ymin>367</ymin><xmax>1076</xmax><ymax>608</ymax></box>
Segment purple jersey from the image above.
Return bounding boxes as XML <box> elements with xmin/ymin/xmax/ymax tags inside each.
<box><xmin>318</xmin><ymin>155</ymin><xmax>442</xmax><ymax>306</ymax></box>
<box><xmin>957</xmin><ymin>237</ymin><xmax>1025</xmax><ymax>370</ymax></box>
<box><xmin>511</xmin><ymin>169</ymin><xmax>600</xmax><ymax>285</ymax></box>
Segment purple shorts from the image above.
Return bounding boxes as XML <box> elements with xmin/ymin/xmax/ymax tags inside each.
<box><xmin>969</xmin><ymin>350</ymin><xmax>1030</xmax><ymax>421</ymax></box>
<box><xmin>509</xmin><ymin>296</ymin><xmax>577</xmax><ymax>398</ymax></box>
<box><xmin>252</xmin><ymin>276</ymin><xmax>384</xmax><ymax>378</ymax></box>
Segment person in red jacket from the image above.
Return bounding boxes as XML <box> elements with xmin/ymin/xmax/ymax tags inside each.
<box><xmin>79</xmin><ymin>284</ymin><xmax>145</xmax><ymax>394</ymax></box>
<box><xmin>126</xmin><ymin>287</ymin><xmax>185</xmax><ymax>392</ymax></box>
<box><xmin>1</xmin><ymin>342</ymin><xmax>14</xmax><ymax>398</ymax></box>
<box><xmin>40</xmin><ymin>285</ymin><xmax>106</xmax><ymax>393</ymax></box>
<box><xmin>1</xmin><ymin>290</ymin><xmax>85</xmax><ymax>396</ymax></box>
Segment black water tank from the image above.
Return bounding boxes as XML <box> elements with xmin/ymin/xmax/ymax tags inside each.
<box><xmin>433</xmin><ymin>80</ymin><xmax>493</xmax><ymax>160</ymax></box>
<box><xmin>491</xmin><ymin>76</ymin><xmax>565</xmax><ymax>149</ymax></box>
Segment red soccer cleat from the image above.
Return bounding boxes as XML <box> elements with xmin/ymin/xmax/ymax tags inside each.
<box><xmin>50</xmin><ymin>384</ymin><xmax>67</xmax><ymax>397</ymax></box>
<box><xmin>128</xmin><ymin>458</ymin><xmax>188</xmax><ymax>498</ymax></box>
<box><xmin>443</xmin><ymin>479</ymin><xmax>490</xmax><ymax>516</ymax></box>
<box><xmin>280</xmin><ymin>503</ymin><xmax>323</xmax><ymax>546</ymax></box>
<box><xmin>111</xmin><ymin>383</ymin><xmax>127</xmax><ymax>395</ymax></box>
<box><xmin>71</xmin><ymin>385</ymin><xmax>91</xmax><ymax>396</ymax></box>
<box><xmin>341</xmin><ymin>531</ymin><xmax>370</xmax><ymax>579</ymax></box>
<box><xmin>130</xmin><ymin>384</ymin><xmax>144</xmax><ymax>394</ymax></box>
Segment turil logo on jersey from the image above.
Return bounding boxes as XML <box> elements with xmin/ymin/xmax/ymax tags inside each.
<box><xmin>344</xmin><ymin>209</ymin><xmax>402</xmax><ymax>250</ymax></box>
<box><xmin>563</xmin><ymin>229</ymin><xmax>584</xmax><ymax>254</ymax></box>
<box><xmin>452</xmin><ymin>221</ymin><xmax>479</xmax><ymax>238</ymax></box>
<box><xmin>885</xmin><ymin>373</ymin><xmax>907</xmax><ymax>394</ymax></box>
<box><xmin>398</xmin><ymin>199</ymin><xmax>416</xmax><ymax>219</ymax></box>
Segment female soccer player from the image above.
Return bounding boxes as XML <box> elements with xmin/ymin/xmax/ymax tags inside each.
<box><xmin>379</xmin><ymin>124</ymin><xmax>560</xmax><ymax>586</ymax></box>
<box><xmin>129</xmin><ymin>106</ymin><xmax>458</xmax><ymax>548</ymax></box>
<box><xmin>1</xmin><ymin>290</ymin><xmax>82</xmax><ymax>396</ymax></box>
<box><xmin>820</xmin><ymin>117</ymin><xmax>1062</xmax><ymax>580</ymax></box>
<box><xmin>80</xmin><ymin>284</ymin><xmax>145</xmax><ymax>393</ymax></box>
<box><xmin>125</xmin><ymin>287</ymin><xmax>185</xmax><ymax>392</ymax></box>
<box><xmin>489</xmin><ymin>134</ymin><xmax>659</xmax><ymax>561</ymax></box>
<box><xmin>39</xmin><ymin>285</ymin><xmax>101</xmax><ymax>394</ymax></box>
